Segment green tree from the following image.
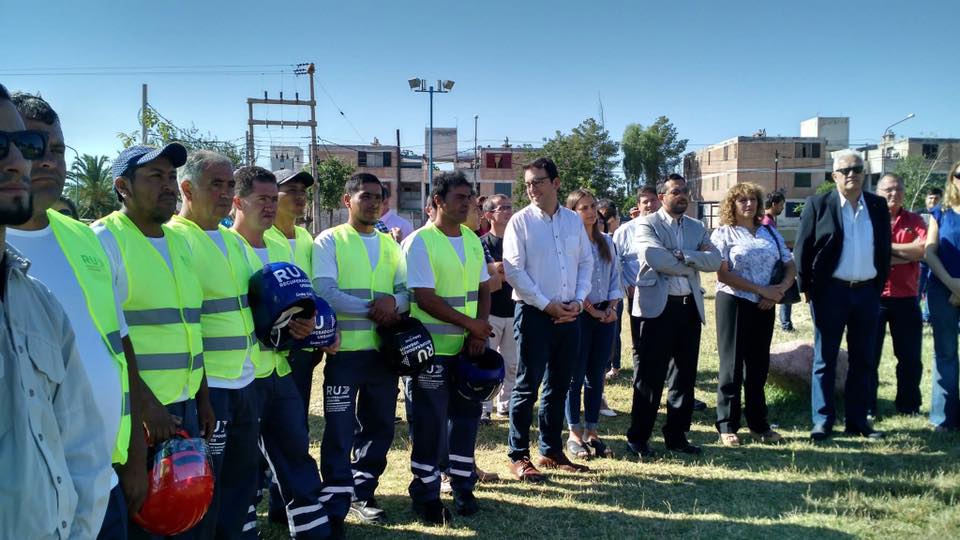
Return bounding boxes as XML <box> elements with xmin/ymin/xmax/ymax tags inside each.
<box><xmin>514</xmin><ymin>118</ymin><xmax>622</xmax><ymax>206</ymax></box>
<box><xmin>816</xmin><ymin>178</ymin><xmax>836</xmax><ymax>195</ymax></box>
<box><xmin>67</xmin><ymin>154</ymin><xmax>119</xmax><ymax>220</ymax></box>
<box><xmin>315</xmin><ymin>157</ymin><xmax>355</xmax><ymax>223</ymax></box>
<box><xmin>621</xmin><ymin>116</ymin><xmax>688</xmax><ymax>195</ymax></box>
<box><xmin>893</xmin><ymin>154</ymin><xmax>946</xmax><ymax>211</ymax></box>
<box><xmin>118</xmin><ymin>107</ymin><xmax>244</xmax><ymax>164</ymax></box>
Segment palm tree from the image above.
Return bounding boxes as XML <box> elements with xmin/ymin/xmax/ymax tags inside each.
<box><xmin>67</xmin><ymin>154</ymin><xmax>119</xmax><ymax>220</ymax></box>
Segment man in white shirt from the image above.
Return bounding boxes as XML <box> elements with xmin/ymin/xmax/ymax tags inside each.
<box><xmin>8</xmin><ymin>91</ymin><xmax>146</xmax><ymax>539</ymax></box>
<box><xmin>502</xmin><ymin>157</ymin><xmax>593</xmax><ymax>483</ymax></box>
<box><xmin>380</xmin><ymin>183</ymin><xmax>414</xmax><ymax>242</ymax></box>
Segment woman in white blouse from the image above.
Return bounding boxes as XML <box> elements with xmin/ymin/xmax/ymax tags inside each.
<box><xmin>564</xmin><ymin>189</ymin><xmax>622</xmax><ymax>459</ymax></box>
<box><xmin>710</xmin><ymin>183</ymin><xmax>796</xmax><ymax>447</ymax></box>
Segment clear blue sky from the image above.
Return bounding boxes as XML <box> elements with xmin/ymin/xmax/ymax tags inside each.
<box><xmin>4</xmin><ymin>0</ymin><xmax>958</xmax><ymax>169</ymax></box>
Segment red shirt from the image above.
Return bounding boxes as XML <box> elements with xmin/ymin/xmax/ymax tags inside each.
<box><xmin>883</xmin><ymin>208</ymin><xmax>927</xmax><ymax>298</ymax></box>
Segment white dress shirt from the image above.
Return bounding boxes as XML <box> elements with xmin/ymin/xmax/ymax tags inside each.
<box><xmin>502</xmin><ymin>203</ymin><xmax>593</xmax><ymax>310</ymax></box>
<box><xmin>380</xmin><ymin>209</ymin><xmax>414</xmax><ymax>242</ymax></box>
<box><xmin>612</xmin><ymin>218</ymin><xmax>641</xmax><ymax>289</ymax></box>
<box><xmin>833</xmin><ymin>193</ymin><xmax>877</xmax><ymax>282</ymax></box>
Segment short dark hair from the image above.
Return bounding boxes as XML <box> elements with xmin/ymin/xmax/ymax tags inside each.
<box><xmin>11</xmin><ymin>92</ymin><xmax>59</xmax><ymax>125</ymax></box>
<box><xmin>482</xmin><ymin>194</ymin><xmax>509</xmax><ymax>212</ymax></box>
<box><xmin>0</xmin><ymin>84</ymin><xmax>9</xmax><ymax>101</ymax></box>
<box><xmin>523</xmin><ymin>157</ymin><xmax>559</xmax><ymax>180</ymax></box>
<box><xmin>929</xmin><ymin>187</ymin><xmax>944</xmax><ymax>197</ymax></box>
<box><xmin>56</xmin><ymin>196</ymin><xmax>79</xmax><ymax>219</ymax></box>
<box><xmin>765</xmin><ymin>190</ymin><xmax>785</xmax><ymax>209</ymax></box>
<box><xmin>430</xmin><ymin>170</ymin><xmax>473</xmax><ymax>202</ymax></box>
<box><xmin>597</xmin><ymin>199</ymin><xmax>617</xmax><ymax>220</ymax></box>
<box><xmin>234</xmin><ymin>166</ymin><xmax>276</xmax><ymax>197</ymax></box>
<box><xmin>381</xmin><ymin>181</ymin><xmax>391</xmax><ymax>199</ymax></box>
<box><xmin>345</xmin><ymin>172</ymin><xmax>382</xmax><ymax>195</ymax></box>
<box><xmin>656</xmin><ymin>174</ymin><xmax>686</xmax><ymax>195</ymax></box>
<box><xmin>638</xmin><ymin>185</ymin><xmax>657</xmax><ymax>199</ymax></box>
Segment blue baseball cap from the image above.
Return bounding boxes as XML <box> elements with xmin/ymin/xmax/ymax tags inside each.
<box><xmin>112</xmin><ymin>143</ymin><xmax>188</xmax><ymax>180</ymax></box>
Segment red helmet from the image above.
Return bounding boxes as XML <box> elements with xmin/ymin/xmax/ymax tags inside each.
<box><xmin>132</xmin><ymin>432</ymin><xmax>214</xmax><ymax>536</ymax></box>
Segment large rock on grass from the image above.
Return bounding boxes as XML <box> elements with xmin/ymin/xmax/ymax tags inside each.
<box><xmin>768</xmin><ymin>340</ymin><xmax>848</xmax><ymax>394</ymax></box>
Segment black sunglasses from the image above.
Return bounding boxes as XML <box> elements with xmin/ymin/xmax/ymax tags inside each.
<box><xmin>953</xmin><ymin>172</ymin><xmax>960</xmax><ymax>180</ymax></box>
<box><xmin>0</xmin><ymin>130</ymin><xmax>48</xmax><ymax>160</ymax></box>
<box><xmin>835</xmin><ymin>165</ymin><xmax>864</xmax><ymax>176</ymax></box>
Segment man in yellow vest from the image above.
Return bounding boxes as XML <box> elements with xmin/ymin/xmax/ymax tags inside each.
<box><xmin>7</xmin><ymin>91</ymin><xmax>147</xmax><ymax>539</ymax></box>
<box><xmin>266</xmin><ymin>168</ymin><xmax>320</xmax><ymax>423</ymax></box>
<box><xmin>313</xmin><ymin>172</ymin><xmax>407</xmax><ymax>528</ymax></box>
<box><xmin>168</xmin><ymin>150</ymin><xmax>261</xmax><ymax>538</ymax></box>
<box><xmin>403</xmin><ymin>171</ymin><xmax>492</xmax><ymax>524</ymax></box>
<box><xmin>230</xmin><ymin>165</ymin><xmax>336</xmax><ymax>540</ymax></box>
<box><xmin>91</xmin><ymin>141</ymin><xmax>215</xmax><ymax>538</ymax></box>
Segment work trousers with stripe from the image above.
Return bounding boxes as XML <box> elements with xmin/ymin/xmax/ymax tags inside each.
<box><xmin>251</xmin><ymin>372</ymin><xmax>330</xmax><ymax>539</ymax></box>
<box><xmin>319</xmin><ymin>350</ymin><xmax>398</xmax><ymax>520</ymax></box>
<box><xmin>408</xmin><ymin>355</ymin><xmax>482</xmax><ymax>504</ymax></box>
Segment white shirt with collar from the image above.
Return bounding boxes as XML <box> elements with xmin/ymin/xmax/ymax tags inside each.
<box><xmin>654</xmin><ymin>207</ymin><xmax>693</xmax><ymax>296</ymax></box>
<box><xmin>380</xmin><ymin>209</ymin><xmax>414</xmax><ymax>242</ymax></box>
<box><xmin>833</xmin><ymin>193</ymin><xmax>877</xmax><ymax>282</ymax></box>
<box><xmin>502</xmin><ymin>202</ymin><xmax>593</xmax><ymax>310</ymax></box>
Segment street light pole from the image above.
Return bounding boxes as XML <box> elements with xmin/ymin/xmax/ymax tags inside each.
<box><xmin>880</xmin><ymin>113</ymin><xmax>915</xmax><ymax>179</ymax></box>
<box><xmin>409</xmin><ymin>77</ymin><xmax>454</xmax><ymax>210</ymax></box>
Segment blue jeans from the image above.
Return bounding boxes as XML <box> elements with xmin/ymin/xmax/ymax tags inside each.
<box><xmin>779</xmin><ymin>303</ymin><xmax>793</xmax><ymax>329</ymax></box>
<box><xmin>809</xmin><ymin>281</ymin><xmax>880</xmax><ymax>431</ymax></box>
<box><xmin>97</xmin><ymin>485</ymin><xmax>128</xmax><ymax>540</ymax></box>
<box><xmin>508</xmin><ymin>304</ymin><xmax>579</xmax><ymax>460</ymax></box>
<box><xmin>567</xmin><ymin>312</ymin><xmax>616</xmax><ymax>430</ymax></box>
<box><xmin>608</xmin><ymin>301</ymin><xmax>623</xmax><ymax>370</ymax></box>
<box><xmin>928</xmin><ymin>280</ymin><xmax>960</xmax><ymax>428</ymax></box>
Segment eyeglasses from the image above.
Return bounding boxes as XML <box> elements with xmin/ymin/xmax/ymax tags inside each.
<box><xmin>524</xmin><ymin>176</ymin><xmax>551</xmax><ymax>188</ymax></box>
<box><xmin>493</xmin><ymin>205</ymin><xmax>513</xmax><ymax>213</ymax></box>
<box><xmin>953</xmin><ymin>172</ymin><xmax>960</xmax><ymax>180</ymax></box>
<box><xmin>0</xmin><ymin>130</ymin><xmax>48</xmax><ymax>160</ymax></box>
<box><xmin>835</xmin><ymin>165</ymin><xmax>864</xmax><ymax>176</ymax></box>
<box><xmin>666</xmin><ymin>187</ymin><xmax>690</xmax><ymax>195</ymax></box>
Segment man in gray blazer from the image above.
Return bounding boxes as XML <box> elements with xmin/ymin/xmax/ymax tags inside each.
<box><xmin>626</xmin><ymin>174</ymin><xmax>721</xmax><ymax>458</ymax></box>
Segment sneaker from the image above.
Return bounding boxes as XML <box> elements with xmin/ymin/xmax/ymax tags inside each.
<box><xmin>349</xmin><ymin>498</ymin><xmax>386</xmax><ymax>524</ymax></box>
<box><xmin>719</xmin><ymin>433</ymin><xmax>740</xmax><ymax>447</ymax></box>
<box><xmin>453</xmin><ymin>490</ymin><xmax>479</xmax><ymax>516</ymax></box>
<box><xmin>599</xmin><ymin>396</ymin><xmax>617</xmax><ymax>417</ymax></box>
<box><xmin>440</xmin><ymin>473</ymin><xmax>452</xmax><ymax>493</ymax></box>
<box><xmin>411</xmin><ymin>499</ymin><xmax>451</xmax><ymax>526</ymax></box>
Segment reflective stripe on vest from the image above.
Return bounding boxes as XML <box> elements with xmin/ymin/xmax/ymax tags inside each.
<box><xmin>234</xmin><ymin>228</ymin><xmax>295</xmax><ymax>378</ymax></box>
<box><xmin>168</xmin><ymin>217</ymin><xmax>257</xmax><ymax>380</ymax></box>
<box><xmin>48</xmin><ymin>209</ymin><xmax>132</xmax><ymax>465</ymax></box>
<box><xmin>97</xmin><ymin>212</ymin><xmax>204</xmax><ymax>405</ymax></box>
<box><xmin>331</xmin><ymin>224</ymin><xmax>401</xmax><ymax>351</ymax></box>
<box><xmin>409</xmin><ymin>223</ymin><xmax>483</xmax><ymax>355</ymax></box>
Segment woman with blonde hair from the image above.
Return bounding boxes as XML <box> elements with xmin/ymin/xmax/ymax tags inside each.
<box><xmin>924</xmin><ymin>160</ymin><xmax>960</xmax><ymax>430</ymax></box>
<box><xmin>564</xmin><ymin>188</ymin><xmax>621</xmax><ymax>458</ymax></box>
<box><xmin>710</xmin><ymin>182</ymin><xmax>795</xmax><ymax>446</ymax></box>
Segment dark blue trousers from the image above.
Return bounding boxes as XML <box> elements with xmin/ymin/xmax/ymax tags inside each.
<box><xmin>567</xmin><ymin>312</ymin><xmax>616</xmax><ymax>429</ymax></box>
<box><xmin>809</xmin><ymin>281</ymin><xmax>880</xmax><ymax>431</ymax></box>
<box><xmin>870</xmin><ymin>296</ymin><xmax>923</xmax><ymax>415</ymax></box>
<box><xmin>199</xmin><ymin>384</ymin><xmax>260</xmax><ymax>539</ymax></box>
<box><xmin>253</xmin><ymin>372</ymin><xmax>330</xmax><ymax>539</ymax></box>
<box><xmin>319</xmin><ymin>350</ymin><xmax>398</xmax><ymax>520</ymax></box>
<box><xmin>408</xmin><ymin>355</ymin><xmax>482</xmax><ymax>503</ymax></box>
<box><xmin>97</xmin><ymin>484</ymin><xmax>128</xmax><ymax>540</ymax></box>
<box><xmin>508</xmin><ymin>304</ymin><xmax>580</xmax><ymax>461</ymax></box>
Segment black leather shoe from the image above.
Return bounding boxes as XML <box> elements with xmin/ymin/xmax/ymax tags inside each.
<box><xmin>453</xmin><ymin>490</ymin><xmax>480</xmax><ymax>516</ymax></box>
<box><xmin>665</xmin><ymin>438</ymin><xmax>702</xmax><ymax>455</ymax></box>
<box><xmin>349</xmin><ymin>498</ymin><xmax>386</xmax><ymax>524</ymax></box>
<box><xmin>810</xmin><ymin>425</ymin><xmax>832</xmax><ymax>441</ymax></box>
<box><xmin>845</xmin><ymin>426</ymin><xmax>885</xmax><ymax>439</ymax></box>
<box><xmin>692</xmin><ymin>398</ymin><xmax>707</xmax><ymax>412</ymax></box>
<box><xmin>625</xmin><ymin>441</ymin><xmax>655</xmax><ymax>459</ymax></box>
<box><xmin>412</xmin><ymin>499</ymin><xmax>451</xmax><ymax>526</ymax></box>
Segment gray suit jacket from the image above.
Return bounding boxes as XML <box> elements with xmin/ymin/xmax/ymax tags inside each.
<box><xmin>630</xmin><ymin>210</ymin><xmax>722</xmax><ymax>323</ymax></box>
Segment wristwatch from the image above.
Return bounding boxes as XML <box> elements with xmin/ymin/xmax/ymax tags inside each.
<box><xmin>672</xmin><ymin>249</ymin><xmax>684</xmax><ymax>262</ymax></box>
<box><xmin>573</xmin><ymin>300</ymin><xmax>583</xmax><ymax>313</ymax></box>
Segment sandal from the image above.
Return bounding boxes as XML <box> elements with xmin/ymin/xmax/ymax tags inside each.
<box><xmin>719</xmin><ymin>433</ymin><xmax>740</xmax><ymax>447</ymax></box>
<box><xmin>752</xmin><ymin>429</ymin><xmax>783</xmax><ymax>444</ymax></box>
<box><xmin>566</xmin><ymin>438</ymin><xmax>591</xmax><ymax>460</ymax></box>
<box><xmin>586</xmin><ymin>438</ymin><xmax>614</xmax><ymax>458</ymax></box>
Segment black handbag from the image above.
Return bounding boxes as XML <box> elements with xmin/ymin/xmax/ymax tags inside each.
<box><xmin>763</xmin><ymin>224</ymin><xmax>801</xmax><ymax>304</ymax></box>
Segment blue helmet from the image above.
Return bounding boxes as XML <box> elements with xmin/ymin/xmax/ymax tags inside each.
<box><xmin>290</xmin><ymin>295</ymin><xmax>338</xmax><ymax>349</ymax></box>
<box><xmin>452</xmin><ymin>348</ymin><xmax>505</xmax><ymax>402</ymax></box>
<box><xmin>248</xmin><ymin>261</ymin><xmax>316</xmax><ymax>351</ymax></box>
<box><xmin>377</xmin><ymin>316</ymin><xmax>435</xmax><ymax>376</ymax></box>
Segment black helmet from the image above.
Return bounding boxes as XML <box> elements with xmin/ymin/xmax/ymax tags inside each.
<box><xmin>452</xmin><ymin>348</ymin><xmax>505</xmax><ymax>402</ymax></box>
<box><xmin>377</xmin><ymin>317</ymin><xmax>435</xmax><ymax>376</ymax></box>
<box><xmin>247</xmin><ymin>262</ymin><xmax>316</xmax><ymax>351</ymax></box>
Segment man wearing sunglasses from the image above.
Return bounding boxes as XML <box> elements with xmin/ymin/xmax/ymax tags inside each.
<box><xmin>7</xmin><ymin>91</ymin><xmax>151</xmax><ymax>539</ymax></box>
<box><xmin>0</xmin><ymin>83</ymin><xmax>113</xmax><ymax>539</ymax></box>
<box><xmin>795</xmin><ymin>150</ymin><xmax>891</xmax><ymax>441</ymax></box>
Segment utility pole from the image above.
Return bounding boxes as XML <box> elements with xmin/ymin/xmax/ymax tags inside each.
<box><xmin>473</xmin><ymin>115</ymin><xmax>479</xmax><ymax>191</ymax></box>
<box><xmin>774</xmin><ymin>149</ymin><xmax>779</xmax><ymax>192</ymax></box>
<box><xmin>396</xmin><ymin>128</ymin><xmax>402</xmax><ymax>213</ymax></box>
<box><xmin>245</xmin><ymin>62</ymin><xmax>320</xmax><ymax>232</ymax></box>
<box><xmin>141</xmin><ymin>84</ymin><xmax>148</xmax><ymax>145</ymax></box>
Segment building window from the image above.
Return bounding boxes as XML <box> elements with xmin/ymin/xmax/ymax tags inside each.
<box><xmin>923</xmin><ymin>144</ymin><xmax>939</xmax><ymax>159</ymax></box>
<box><xmin>357</xmin><ymin>151</ymin><xmax>392</xmax><ymax>168</ymax></box>
<box><xmin>723</xmin><ymin>146</ymin><xmax>729</xmax><ymax>161</ymax></box>
<box><xmin>494</xmin><ymin>183</ymin><xmax>512</xmax><ymax>196</ymax></box>
<box><xmin>485</xmin><ymin>153</ymin><xmax>513</xmax><ymax>169</ymax></box>
<box><xmin>794</xmin><ymin>143</ymin><xmax>821</xmax><ymax>159</ymax></box>
<box><xmin>795</xmin><ymin>172</ymin><xmax>812</xmax><ymax>187</ymax></box>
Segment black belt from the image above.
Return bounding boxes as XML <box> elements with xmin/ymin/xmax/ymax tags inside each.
<box><xmin>832</xmin><ymin>278</ymin><xmax>872</xmax><ymax>289</ymax></box>
<box><xmin>667</xmin><ymin>295</ymin><xmax>694</xmax><ymax>305</ymax></box>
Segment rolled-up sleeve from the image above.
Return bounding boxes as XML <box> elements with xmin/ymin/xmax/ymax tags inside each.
<box><xmin>503</xmin><ymin>216</ymin><xmax>550</xmax><ymax>310</ymax></box>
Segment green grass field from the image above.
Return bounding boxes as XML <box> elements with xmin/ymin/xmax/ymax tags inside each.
<box><xmin>259</xmin><ymin>275</ymin><xmax>960</xmax><ymax>539</ymax></box>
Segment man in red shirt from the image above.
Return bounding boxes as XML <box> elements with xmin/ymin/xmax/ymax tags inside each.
<box><xmin>872</xmin><ymin>173</ymin><xmax>926</xmax><ymax>417</ymax></box>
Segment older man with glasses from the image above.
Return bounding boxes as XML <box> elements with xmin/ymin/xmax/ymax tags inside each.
<box><xmin>795</xmin><ymin>150</ymin><xmax>892</xmax><ymax>441</ymax></box>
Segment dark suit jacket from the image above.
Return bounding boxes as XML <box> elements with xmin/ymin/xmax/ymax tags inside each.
<box><xmin>794</xmin><ymin>189</ymin><xmax>892</xmax><ymax>295</ymax></box>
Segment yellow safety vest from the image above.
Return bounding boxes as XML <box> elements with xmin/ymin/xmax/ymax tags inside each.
<box><xmin>331</xmin><ymin>224</ymin><xmax>401</xmax><ymax>351</ymax></box>
<box><xmin>48</xmin><ymin>210</ymin><xmax>131</xmax><ymax>465</ymax></box>
<box><xmin>96</xmin><ymin>212</ymin><xmax>204</xmax><ymax>405</ymax></box>
<box><xmin>167</xmin><ymin>216</ymin><xmax>257</xmax><ymax>380</ymax></box>
<box><xmin>232</xmin><ymin>228</ymin><xmax>295</xmax><ymax>378</ymax></box>
<box><xmin>409</xmin><ymin>223</ymin><xmax>483</xmax><ymax>356</ymax></box>
<box><xmin>266</xmin><ymin>225</ymin><xmax>315</xmax><ymax>352</ymax></box>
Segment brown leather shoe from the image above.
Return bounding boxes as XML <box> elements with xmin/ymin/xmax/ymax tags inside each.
<box><xmin>509</xmin><ymin>457</ymin><xmax>546</xmax><ymax>483</ymax></box>
<box><xmin>536</xmin><ymin>452</ymin><xmax>590</xmax><ymax>473</ymax></box>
